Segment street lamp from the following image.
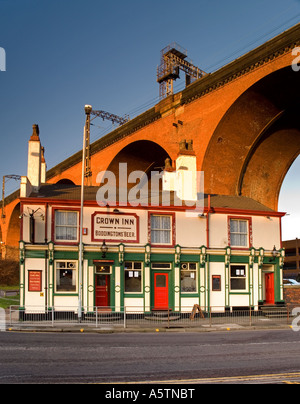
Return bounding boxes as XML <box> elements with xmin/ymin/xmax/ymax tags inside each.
<box><xmin>101</xmin><ymin>241</ymin><xmax>108</xmax><ymax>258</ymax></box>
<box><xmin>272</xmin><ymin>246</ymin><xmax>278</xmax><ymax>259</ymax></box>
<box><xmin>78</xmin><ymin>105</ymin><xmax>92</xmax><ymax>322</ymax></box>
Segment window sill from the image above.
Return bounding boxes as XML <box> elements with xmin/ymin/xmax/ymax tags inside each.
<box><xmin>181</xmin><ymin>293</ymin><xmax>199</xmax><ymax>297</ymax></box>
<box><xmin>124</xmin><ymin>293</ymin><xmax>144</xmax><ymax>298</ymax></box>
<box><xmin>229</xmin><ymin>292</ymin><xmax>250</xmax><ymax>295</ymax></box>
<box><xmin>53</xmin><ymin>292</ymin><xmax>78</xmax><ymax>296</ymax></box>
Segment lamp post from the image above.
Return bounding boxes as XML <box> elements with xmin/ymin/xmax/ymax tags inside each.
<box><xmin>272</xmin><ymin>246</ymin><xmax>278</xmax><ymax>259</ymax></box>
<box><xmin>78</xmin><ymin>105</ymin><xmax>92</xmax><ymax>322</ymax></box>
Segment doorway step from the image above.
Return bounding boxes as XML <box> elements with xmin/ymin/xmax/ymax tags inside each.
<box><xmin>261</xmin><ymin>305</ymin><xmax>288</xmax><ymax>319</ymax></box>
<box><xmin>144</xmin><ymin>310</ymin><xmax>180</xmax><ymax>322</ymax></box>
<box><xmin>85</xmin><ymin>311</ymin><xmax>122</xmax><ymax>323</ymax></box>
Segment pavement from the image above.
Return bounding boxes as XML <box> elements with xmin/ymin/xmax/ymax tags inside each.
<box><xmin>3</xmin><ymin>320</ymin><xmax>293</xmax><ymax>334</ymax></box>
<box><xmin>2</xmin><ymin>306</ymin><xmax>294</xmax><ymax>333</ymax></box>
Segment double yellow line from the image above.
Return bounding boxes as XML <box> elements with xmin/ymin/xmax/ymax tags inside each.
<box><xmin>126</xmin><ymin>372</ymin><xmax>300</xmax><ymax>384</ymax></box>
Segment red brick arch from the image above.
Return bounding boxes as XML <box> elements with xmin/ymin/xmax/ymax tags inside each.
<box><xmin>55</xmin><ymin>179</ymin><xmax>76</xmax><ymax>185</ymax></box>
<box><xmin>5</xmin><ymin>202</ymin><xmax>21</xmax><ymax>259</ymax></box>
<box><xmin>105</xmin><ymin>140</ymin><xmax>171</xmax><ymax>178</ymax></box>
<box><xmin>202</xmin><ymin>66</ymin><xmax>300</xmax><ymax>210</ymax></box>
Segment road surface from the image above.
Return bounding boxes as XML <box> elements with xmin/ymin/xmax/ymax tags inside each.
<box><xmin>0</xmin><ymin>329</ymin><xmax>300</xmax><ymax>384</ymax></box>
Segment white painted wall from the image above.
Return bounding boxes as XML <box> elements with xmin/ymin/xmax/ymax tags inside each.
<box><xmin>21</xmin><ymin>203</ymin><xmax>282</xmax><ymax>251</ymax></box>
<box><xmin>24</xmin><ymin>258</ymin><xmax>45</xmax><ymax>308</ymax></box>
<box><xmin>252</xmin><ymin>216</ymin><xmax>281</xmax><ymax>250</ymax></box>
<box><xmin>210</xmin><ymin>262</ymin><xmax>225</xmax><ymax>307</ymax></box>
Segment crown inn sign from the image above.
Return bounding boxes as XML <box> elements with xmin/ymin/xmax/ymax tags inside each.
<box><xmin>92</xmin><ymin>212</ymin><xmax>139</xmax><ymax>243</ymax></box>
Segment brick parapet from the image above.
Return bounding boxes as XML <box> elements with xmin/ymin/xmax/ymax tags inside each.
<box><xmin>284</xmin><ymin>286</ymin><xmax>300</xmax><ymax>307</ymax></box>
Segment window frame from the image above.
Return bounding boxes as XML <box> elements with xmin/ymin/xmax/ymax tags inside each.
<box><xmin>228</xmin><ymin>216</ymin><xmax>253</xmax><ymax>249</ymax></box>
<box><xmin>180</xmin><ymin>262</ymin><xmax>198</xmax><ymax>294</ymax></box>
<box><xmin>229</xmin><ymin>264</ymin><xmax>248</xmax><ymax>292</ymax></box>
<box><xmin>124</xmin><ymin>261</ymin><xmax>143</xmax><ymax>294</ymax></box>
<box><xmin>52</xmin><ymin>208</ymin><xmax>80</xmax><ymax>245</ymax></box>
<box><xmin>55</xmin><ymin>260</ymin><xmax>78</xmax><ymax>294</ymax></box>
<box><xmin>151</xmin><ymin>263</ymin><xmax>172</xmax><ymax>270</ymax></box>
<box><xmin>148</xmin><ymin>212</ymin><xmax>176</xmax><ymax>247</ymax></box>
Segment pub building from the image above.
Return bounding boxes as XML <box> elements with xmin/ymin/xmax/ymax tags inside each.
<box><xmin>19</xmin><ymin>129</ymin><xmax>286</xmax><ymax>315</ymax></box>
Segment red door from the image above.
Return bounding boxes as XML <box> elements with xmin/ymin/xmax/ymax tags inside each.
<box><xmin>154</xmin><ymin>273</ymin><xmax>169</xmax><ymax>310</ymax></box>
<box><xmin>265</xmin><ymin>273</ymin><xmax>275</xmax><ymax>305</ymax></box>
<box><xmin>95</xmin><ymin>275</ymin><xmax>110</xmax><ymax>307</ymax></box>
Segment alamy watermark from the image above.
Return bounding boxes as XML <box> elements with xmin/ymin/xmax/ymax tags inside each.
<box><xmin>291</xmin><ymin>308</ymin><xmax>300</xmax><ymax>332</ymax></box>
<box><xmin>0</xmin><ymin>47</ymin><xmax>6</xmax><ymax>71</ymax></box>
<box><xmin>292</xmin><ymin>47</ymin><xmax>300</xmax><ymax>72</ymax></box>
<box><xmin>95</xmin><ymin>163</ymin><xmax>204</xmax><ymax>217</ymax></box>
<box><xmin>0</xmin><ymin>308</ymin><xmax>6</xmax><ymax>331</ymax></box>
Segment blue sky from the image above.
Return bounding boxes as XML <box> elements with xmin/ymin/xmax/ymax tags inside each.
<box><xmin>0</xmin><ymin>0</ymin><xmax>299</xmax><ymax>240</ymax></box>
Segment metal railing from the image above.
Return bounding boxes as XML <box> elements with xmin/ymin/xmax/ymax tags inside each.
<box><xmin>2</xmin><ymin>305</ymin><xmax>293</xmax><ymax>331</ymax></box>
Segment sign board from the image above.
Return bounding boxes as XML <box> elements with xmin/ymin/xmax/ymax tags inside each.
<box><xmin>92</xmin><ymin>212</ymin><xmax>139</xmax><ymax>243</ymax></box>
<box><xmin>28</xmin><ymin>270</ymin><xmax>42</xmax><ymax>292</ymax></box>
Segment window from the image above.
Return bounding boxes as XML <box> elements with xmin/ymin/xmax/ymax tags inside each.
<box><xmin>124</xmin><ymin>262</ymin><xmax>142</xmax><ymax>293</ymax></box>
<box><xmin>55</xmin><ymin>210</ymin><xmax>78</xmax><ymax>242</ymax></box>
<box><xmin>151</xmin><ymin>263</ymin><xmax>172</xmax><ymax>270</ymax></box>
<box><xmin>230</xmin><ymin>219</ymin><xmax>248</xmax><ymax>247</ymax></box>
<box><xmin>95</xmin><ymin>264</ymin><xmax>111</xmax><ymax>274</ymax></box>
<box><xmin>156</xmin><ymin>274</ymin><xmax>167</xmax><ymax>287</ymax></box>
<box><xmin>150</xmin><ymin>214</ymin><xmax>172</xmax><ymax>245</ymax></box>
<box><xmin>181</xmin><ymin>263</ymin><xmax>197</xmax><ymax>293</ymax></box>
<box><xmin>230</xmin><ymin>265</ymin><xmax>247</xmax><ymax>291</ymax></box>
<box><xmin>55</xmin><ymin>261</ymin><xmax>77</xmax><ymax>292</ymax></box>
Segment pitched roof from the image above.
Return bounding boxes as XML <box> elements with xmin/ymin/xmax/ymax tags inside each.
<box><xmin>28</xmin><ymin>183</ymin><xmax>277</xmax><ymax>213</ymax></box>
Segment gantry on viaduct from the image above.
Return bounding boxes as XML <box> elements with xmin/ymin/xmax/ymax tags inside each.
<box><xmin>1</xmin><ymin>23</ymin><xmax>300</xmax><ymax>260</ymax></box>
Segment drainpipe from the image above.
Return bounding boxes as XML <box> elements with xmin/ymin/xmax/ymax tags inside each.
<box><xmin>44</xmin><ymin>202</ymin><xmax>48</xmax><ymax>310</ymax></box>
<box><xmin>206</xmin><ymin>195</ymin><xmax>211</xmax><ymax>249</ymax></box>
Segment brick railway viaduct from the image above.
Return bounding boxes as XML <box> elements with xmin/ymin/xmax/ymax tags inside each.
<box><xmin>1</xmin><ymin>23</ymin><xmax>300</xmax><ymax>261</ymax></box>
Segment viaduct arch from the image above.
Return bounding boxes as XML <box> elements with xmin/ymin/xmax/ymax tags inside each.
<box><xmin>202</xmin><ymin>66</ymin><xmax>300</xmax><ymax>210</ymax></box>
<box><xmin>1</xmin><ymin>198</ymin><xmax>21</xmax><ymax>259</ymax></box>
<box><xmin>105</xmin><ymin>140</ymin><xmax>171</xmax><ymax>189</ymax></box>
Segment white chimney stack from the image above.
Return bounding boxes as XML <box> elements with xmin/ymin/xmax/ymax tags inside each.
<box><xmin>27</xmin><ymin>124</ymin><xmax>41</xmax><ymax>192</ymax></box>
<box><xmin>41</xmin><ymin>146</ymin><xmax>47</xmax><ymax>184</ymax></box>
<box><xmin>176</xmin><ymin>140</ymin><xmax>197</xmax><ymax>202</ymax></box>
<box><xmin>162</xmin><ymin>140</ymin><xmax>198</xmax><ymax>202</ymax></box>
